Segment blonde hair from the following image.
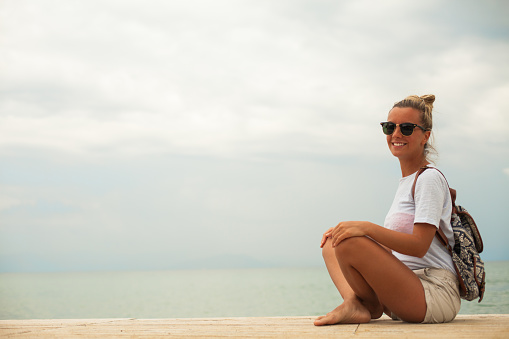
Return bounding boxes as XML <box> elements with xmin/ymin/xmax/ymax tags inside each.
<box><xmin>392</xmin><ymin>94</ymin><xmax>437</xmax><ymax>163</ymax></box>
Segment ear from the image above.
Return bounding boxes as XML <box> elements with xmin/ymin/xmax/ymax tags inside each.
<box><xmin>421</xmin><ymin>130</ymin><xmax>431</xmax><ymax>146</ymax></box>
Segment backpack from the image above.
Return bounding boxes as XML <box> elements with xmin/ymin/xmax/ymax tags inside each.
<box><xmin>412</xmin><ymin>166</ymin><xmax>486</xmax><ymax>302</ymax></box>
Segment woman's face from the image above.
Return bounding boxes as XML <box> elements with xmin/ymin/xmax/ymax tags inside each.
<box><xmin>386</xmin><ymin>107</ymin><xmax>430</xmax><ymax>162</ymax></box>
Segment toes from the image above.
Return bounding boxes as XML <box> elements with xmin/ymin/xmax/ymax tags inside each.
<box><xmin>314</xmin><ymin>315</ymin><xmax>331</xmax><ymax>326</ymax></box>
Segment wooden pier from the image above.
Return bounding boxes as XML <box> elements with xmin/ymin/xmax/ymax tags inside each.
<box><xmin>1</xmin><ymin>314</ymin><xmax>508</xmax><ymax>338</ymax></box>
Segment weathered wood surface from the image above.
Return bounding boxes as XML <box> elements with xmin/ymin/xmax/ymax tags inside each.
<box><xmin>1</xmin><ymin>314</ymin><xmax>508</xmax><ymax>338</ymax></box>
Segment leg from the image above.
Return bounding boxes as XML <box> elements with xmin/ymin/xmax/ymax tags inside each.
<box><xmin>314</xmin><ymin>238</ymin><xmax>380</xmax><ymax>326</ymax></box>
<box><xmin>320</xmin><ymin>237</ymin><xmax>357</xmax><ymax>301</ymax></box>
<box><xmin>315</xmin><ymin>237</ymin><xmax>426</xmax><ymax>325</ymax></box>
<box><xmin>336</xmin><ymin>237</ymin><xmax>426</xmax><ymax>323</ymax></box>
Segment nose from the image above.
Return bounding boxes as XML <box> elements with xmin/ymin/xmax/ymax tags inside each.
<box><xmin>392</xmin><ymin>124</ymin><xmax>404</xmax><ymax>137</ymax></box>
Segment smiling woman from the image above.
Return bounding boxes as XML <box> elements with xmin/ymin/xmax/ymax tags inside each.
<box><xmin>383</xmin><ymin>98</ymin><xmax>433</xmax><ymax>172</ymax></box>
<box><xmin>315</xmin><ymin>94</ymin><xmax>462</xmax><ymax>326</ymax></box>
<box><xmin>388</xmin><ymin>95</ymin><xmax>437</xmax><ymax>164</ymax></box>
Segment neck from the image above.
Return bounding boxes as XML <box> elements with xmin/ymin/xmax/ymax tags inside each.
<box><xmin>399</xmin><ymin>157</ymin><xmax>430</xmax><ymax>177</ymax></box>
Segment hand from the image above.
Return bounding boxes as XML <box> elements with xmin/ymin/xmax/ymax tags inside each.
<box><xmin>320</xmin><ymin>227</ymin><xmax>334</xmax><ymax>248</ymax></box>
<box><xmin>330</xmin><ymin>221</ymin><xmax>369</xmax><ymax>247</ymax></box>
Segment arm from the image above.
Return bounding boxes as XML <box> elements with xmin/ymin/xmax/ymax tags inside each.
<box><xmin>330</xmin><ymin>221</ymin><xmax>436</xmax><ymax>258</ymax></box>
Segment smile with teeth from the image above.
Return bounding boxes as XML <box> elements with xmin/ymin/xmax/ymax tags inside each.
<box><xmin>392</xmin><ymin>142</ymin><xmax>407</xmax><ymax>146</ymax></box>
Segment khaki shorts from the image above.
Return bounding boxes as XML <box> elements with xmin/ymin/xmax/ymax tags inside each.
<box><xmin>414</xmin><ymin>267</ymin><xmax>461</xmax><ymax>323</ymax></box>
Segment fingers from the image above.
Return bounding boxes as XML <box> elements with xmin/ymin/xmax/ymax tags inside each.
<box><xmin>320</xmin><ymin>236</ymin><xmax>327</xmax><ymax>248</ymax></box>
<box><xmin>330</xmin><ymin>221</ymin><xmax>367</xmax><ymax>246</ymax></box>
<box><xmin>320</xmin><ymin>228</ymin><xmax>333</xmax><ymax>248</ymax></box>
<box><xmin>332</xmin><ymin>233</ymin><xmax>345</xmax><ymax>247</ymax></box>
<box><xmin>331</xmin><ymin>223</ymin><xmax>345</xmax><ymax>247</ymax></box>
<box><xmin>320</xmin><ymin>224</ymin><xmax>350</xmax><ymax>248</ymax></box>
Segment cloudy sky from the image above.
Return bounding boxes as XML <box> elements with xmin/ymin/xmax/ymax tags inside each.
<box><xmin>1</xmin><ymin>0</ymin><xmax>508</xmax><ymax>272</ymax></box>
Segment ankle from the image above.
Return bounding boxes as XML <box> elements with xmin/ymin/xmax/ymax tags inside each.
<box><xmin>341</xmin><ymin>295</ymin><xmax>359</xmax><ymax>303</ymax></box>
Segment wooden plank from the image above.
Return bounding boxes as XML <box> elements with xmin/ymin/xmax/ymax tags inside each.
<box><xmin>1</xmin><ymin>315</ymin><xmax>508</xmax><ymax>338</ymax></box>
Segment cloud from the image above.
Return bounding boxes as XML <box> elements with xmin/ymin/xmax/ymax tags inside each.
<box><xmin>2</xmin><ymin>0</ymin><xmax>393</xmax><ymax>159</ymax></box>
<box><xmin>1</xmin><ymin>0</ymin><xmax>508</xmax><ymax>272</ymax></box>
<box><xmin>5</xmin><ymin>0</ymin><xmax>508</xmax><ymax>161</ymax></box>
<box><xmin>0</xmin><ymin>196</ymin><xmax>33</xmax><ymax>211</ymax></box>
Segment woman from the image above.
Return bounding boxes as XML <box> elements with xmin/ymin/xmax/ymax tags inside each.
<box><xmin>314</xmin><ymin>95</ymin><xmax>460</xmax><ymax>325</ymax></box>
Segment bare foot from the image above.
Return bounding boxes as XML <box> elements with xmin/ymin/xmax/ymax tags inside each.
<box><xmin>314</xmin><ymin>299</ymin><xmax>372</xmax><ymax>326</ymax></box>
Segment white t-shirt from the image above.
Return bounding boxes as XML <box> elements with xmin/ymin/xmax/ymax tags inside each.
<box><xmin>384</xmin><ymin>167</ymin><xmax>456</xmax><ymax>274</ymax></box>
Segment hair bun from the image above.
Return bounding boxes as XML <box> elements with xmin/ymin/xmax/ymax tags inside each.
<box><xmin>420</xmin><ymin>94</ymin><xmax>435</xmax><ymax>109</ymax></box>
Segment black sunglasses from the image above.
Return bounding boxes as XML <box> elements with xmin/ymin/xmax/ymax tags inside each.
<box><xmin>380</xmin><ymin>122</ymin><xmax>429</xmax><ymax>136</ymax></box>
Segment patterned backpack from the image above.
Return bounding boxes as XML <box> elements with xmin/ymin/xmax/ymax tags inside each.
<box><xmin>412</xmin><ymin>166</ymin><xmax>486</xmax><ymax>302</ymax></box>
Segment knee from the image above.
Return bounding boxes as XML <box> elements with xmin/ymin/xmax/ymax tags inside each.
<box><xmin>322</xmin><ymin>237</ymin><xmax>372</xmax><ymax>262</ymax></box>
<box><xmin>334</xmin><ymin>237</ymin><xmax>368</xmax><ymax>257</ymax></box>
<box><xmin>321</xmin><ymin>238</ymin><xmax>336</xmax><ymax>260</ymax></box>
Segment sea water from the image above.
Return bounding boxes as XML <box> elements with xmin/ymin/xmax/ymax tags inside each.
<box><xmin>1</xmin><ymin>261</ymin><xmax>507</xmax><ymax>320</ymax></box>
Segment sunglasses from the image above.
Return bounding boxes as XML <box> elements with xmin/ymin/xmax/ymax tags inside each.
<box><xmin>380</xmin><ymin>122</ymin><xmax>429</xmax><ymax>136</ymax></box>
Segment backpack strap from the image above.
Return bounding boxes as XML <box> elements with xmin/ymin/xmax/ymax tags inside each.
<box><xmin>411</xmin><ymin>166</ymin><xmax>457</xmax><ymax>209</ymax></box>
<box><xmin>411</xmin><ymin>166</ymin><xmax>456</xmax><ymax>249</ymax></box>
